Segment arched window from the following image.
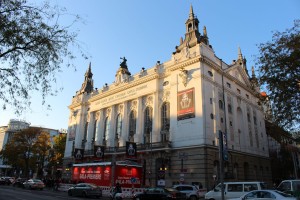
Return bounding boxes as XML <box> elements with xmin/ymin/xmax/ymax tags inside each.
<box><xmin>188</xmin><ymin>23</ymin><xmax>193</xmax><ymax>32</ymax></box>
<box><xmin>219</xmin><ymin>100</ymin><xmax>223</xmax><ymax>110</ymax></box>
<box><xmin>228</xmin><ymin>104</ymin><xmax>232</xmax><ymax>113</ymax></box>
<box><xmin>161</xmin><ymin>102</ymin><xmax>170</xmax><ymax>142</ymax></box>
<box><xmin>115</xmin><ymin>114</ymin><xmax>122</xmax><ymax>147</ymax></box>
<box><xmin>161</xmin><ymin>102</ymin><xmax>170</xmax><ymax>131</ymax></box>
<box><xmin>128</xmin><ymin>110</ymin><xmax>136</xmax><ymax>142</ymax></box>
<box><xmin>144</xmin><ymin>107</ymin><xmax>153</xmax><ymax>144</ymax></box>
<box><xmin>103</xmin><ymin>117</ymin><xmax>110</xmax><ymax>146</ymax></box>
<box><xmin>82</xmin><ymin>121</ymin><xmax>88</xmax><ymax>148</ymax></box>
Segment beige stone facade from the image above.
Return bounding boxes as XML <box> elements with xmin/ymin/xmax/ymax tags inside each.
<box><xmin>63</xmin><ymin>5</ymin><xmax>272</xmax><ymax>188</ymax></box>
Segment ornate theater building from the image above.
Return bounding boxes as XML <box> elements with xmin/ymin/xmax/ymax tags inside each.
<box><xmin>63</xmin><ymin>6</ymin><xmax>272</xmax><ymax>188</ymax></box>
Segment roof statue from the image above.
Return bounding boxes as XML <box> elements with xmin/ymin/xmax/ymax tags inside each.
<box><xmin>120</xmin><ymin>57</ymin><xmax>128</xmax><ymax>69</ymax></box>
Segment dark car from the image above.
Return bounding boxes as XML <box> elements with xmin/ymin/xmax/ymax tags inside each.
<box><xmin>133</xmin><ymin>187</ymin><xmax>186</xmax><ymax>200</ymax></box>
<box><xmin>12</xmin><ymin>178</ymin><xmax>27</xmax><ymax>188</ymax></box>
<box><xmin>68</xmin><ymin>183</ymin><xmax>102</xmax><ymax>198</ymax></box>
<box><xmin>0</xmin><ymin>177</ymin><xmax>13</xmax><ymax>185</ymax></box>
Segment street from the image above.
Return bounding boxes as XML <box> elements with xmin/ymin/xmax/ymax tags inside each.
<box><xmin>0</xmin><ymin>185</ymin><xmax>106</xmax><ymax>200</ymax></box>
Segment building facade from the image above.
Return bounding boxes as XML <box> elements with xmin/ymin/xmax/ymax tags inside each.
<box><xmin>63</xmin><ymin>6</ymin><xmax>272</xmax><ymax>188</ymax></box>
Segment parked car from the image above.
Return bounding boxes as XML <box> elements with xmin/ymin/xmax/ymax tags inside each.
<box><xmin>133</xmin><ymin>187</ymin><xmax>186</xmax><ymax>200</ymax></box>
<box><xmin>277</xmin><ymin>180</ymin><xmax>300</xmax><ymax>197</ymax></box>
<box><xmin>0</xmin><ymin>177</ymin><xmax>13</xmax><ymax>185</ymax></box>
<box><xmin>12</xmin><ymin>178</ymin><xmax>27</xmax><ymax>188</ymax></box>
<box><xmin>23</xmin><ymin>179</ymin><xmax>45</xmax><ymax>190</ymax></box>
<box><xmin>173</xmin><ymin>184</ymin><xmax>200</xmax><ymax>200</ymax></box>
<box><xmin>205</xmin><ymin>181</ymin><xmax>267</xmax><ymax>200</ymax></box>
<box><xmin>228</xmin><ymin>190</ymin><xmax>296</xmax><ymax>200</ymax></box>
<box><xmin>67</xmin><ymin>183</ymin><xmax>102</xmax><ymax>198</ymax></box>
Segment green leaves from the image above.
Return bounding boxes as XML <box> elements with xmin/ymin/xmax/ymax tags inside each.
<box><xmin>257</xmin><ymin>20</ymin><xmax>300</xmax><ymax>131</ymax></box>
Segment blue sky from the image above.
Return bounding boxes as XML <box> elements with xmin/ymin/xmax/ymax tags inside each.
<box><xmin>0</xmin><ymin>0</ymin><xmax>299</xmax><ymax>130</ymax></box>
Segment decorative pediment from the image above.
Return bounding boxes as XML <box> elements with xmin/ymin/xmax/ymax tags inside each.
<box><xmin>225</xmin><ymin>64</ymin><xmax>251</xmax><ymax>87</ymax></box>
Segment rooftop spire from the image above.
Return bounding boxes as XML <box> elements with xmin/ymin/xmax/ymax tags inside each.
<box><xmin>238</xmin><ymin>46</ymin><xmax>243</xmax><ymax>60</ymax></box>
<box><xmin>189</xmin><ymin>4</ymin><xmax>195</xmax><ymax>19</ymax></box>
<box><xmin>78</xmin><ymin>62</ymin><xmax>94</xmax><ymax>94</ymax></box>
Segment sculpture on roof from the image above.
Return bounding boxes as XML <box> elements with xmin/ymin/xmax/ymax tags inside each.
<box><xmin>120</xmin><ymin>57</ymin><xmax>128</xmax><ymax>69</ymax></box>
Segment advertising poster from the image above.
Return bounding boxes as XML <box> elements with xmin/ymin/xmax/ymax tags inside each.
<box><xmin>115</xmin><ymin>165</ymin><xmax>142</xmax><ymax>188</ymax></box>
<box><xmin>72</xmin><ymin>166</ymin><xmax>111</xmax><ymax>186</ymax></box>
<box><xmin>94</xmin><ymin>145</ymin><xmax>105</xmax><ymax>159</ymax></box>
<box><xmin>177</xmin><ymin>88</ymin><xmax>195</xmax><ymax>120</ymax></box>
<box><xmin>126</xmin><ymin>142</ymin><xmax>137</xmax><ymax>158</ymax></box>
<box><xmin>74</xmin><ymin>148</ymin><xmax>84</xmax><ymax>160</ymax></box>
<box><xmin>68</xmin><ymin>125</ymin><xmax>76</xmax><ymax>141</ymax></box>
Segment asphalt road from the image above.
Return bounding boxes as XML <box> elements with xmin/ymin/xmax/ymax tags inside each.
<box><xmin>0</xmin><ymin>185</ymin><xmax>108</xmax><ymax>200</ymax></box>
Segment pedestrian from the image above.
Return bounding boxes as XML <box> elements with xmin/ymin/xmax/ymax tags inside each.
<box><xmin>113</xmin><ymin>183</ymin><xmax>122</xmax><ymax>199</ymax></box>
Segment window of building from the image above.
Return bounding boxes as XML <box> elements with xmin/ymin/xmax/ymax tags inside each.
<box><xmin>228</xmin><ymin>104</ymin><xmax>232</xmax><ymax>113</ymax></box>
<box><xmin>219</xmin><ymin>100</ymin><xmax>223</xmax><ymax>110</ymax></box>
<box><xmin>103</xmin><ymin>117</ymin><xmax>110</xmax><ymax>146</ymax></box>
<box><xmin>161</xmin><ymin>102</ymin><xmax>170</xmax><ymax>131</ymax></box>
<box><xmin>246</xmin><ymin>94</ymin><xmax>249</xmax><ymax>99</ymax></box>
<box><xmin>247</xmin><ymin>113</ymin><xmax>251</xmax><ymax>122</ymax></box>
<box><xmin>237</xmin><ymin>88</ymin><xmax>241</xmax><ymax>94</ymax></box>
<box><xmin>210</xmin><ymin>98</ymin><xmax>213</xmax><ymax>104</ymax></box>
<box><xmin>226</xmin><ymin>82</ymin><xmax>231</xmax><ymax>88</ymax></box>
<box><xmin>208</xmin><ymin>71</ymin><xmax>213</xmax><ymax>77</ymax></box>
<box><xmin>144</xmin><ymin>107</ymin><xmax>153</xmax><ymax>144</ymax></box>
<box><xmin>115</xmin><ymin>114</ymin><xmax>122</xmax><ymax>147</ymax></box>
<box><xmin>128</xmin><ymin>110</ymin><xmax>137</xmax><ymax>142</ymax></box>
<box><xmin>210</xmin><ymin>113</ymin><xmax>214</xmax><ymax>119</ymax></box>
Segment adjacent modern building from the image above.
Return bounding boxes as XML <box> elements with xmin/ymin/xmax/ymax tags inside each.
<box><xmin>63</xmin><ymin>6</ymin><xmax>272</xmax><ymax>188</ymax></box>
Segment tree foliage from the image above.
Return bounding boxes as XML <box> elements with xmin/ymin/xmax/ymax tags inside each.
<box><xmin>49</xmin><ymin>133</ymin><xmax>66</xmax><ymax>168</ymax></box>
<box><xmin>257</xmin><ymin>20</ymin><xmax>300</xmax><ymax>131</ymax></box>
<box><xmin>0</xmin><ymin>127</ymin><xmax>51</xmax><ymax>177</ymax></box>
<box><xmin>0</xmin><ymin>0</ymin><xmax>86</xmax><ymax>114</ymax></box>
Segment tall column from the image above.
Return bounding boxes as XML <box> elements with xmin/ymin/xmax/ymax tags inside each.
<box><xmin>135</xmin><ymin>97</ymin><xmax>143</xmax><ymax>143</ymax></box>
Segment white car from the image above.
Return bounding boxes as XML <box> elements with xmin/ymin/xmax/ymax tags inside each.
<box><xmin>228</xmin><ymin>190</ymin><xmax>296</xmax><ymax>200</ymax></box>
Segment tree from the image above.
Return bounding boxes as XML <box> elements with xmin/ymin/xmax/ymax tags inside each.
<box><xmin>256</xmin><ymin>20</ymin><xmax>300</xmax><ymax>131</ymax></box>
<box><xmin>0</xmin><ymin>127</ymin><xmax>51</xmax><ymax>178</ymax></box>
<box><xmin>48</xmin><ymin>133</ymin><xmax>66</xmax><ymax>175</ymax></box>
<box><xmin>0</xmin><ymin>0</ymin><xmax>86</xmax><ymax>114</ymax></box>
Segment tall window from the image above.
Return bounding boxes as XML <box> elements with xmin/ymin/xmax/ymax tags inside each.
<box><xmin>103</xmin><ymin>117</ymin><xmax>110</xmax><ymax>146</ymax></box>
<box><xmin>161</xmin><ymin>102</ymin><xmax>170</xmax><ymax>142</ymax></box>
<box><xmin>161</xmin><ymin>102</ymin><xmax>170</xmax><ymax>131</ymax></box>
<box><xmin>82</xmin><ymin>122</ymin><xmax>88</xmax><ymax>148</ymax></box>
<box><xmin>144</xmin><ymin>107</ymin><xmax>153</xmax><ymax>144</ymax></box>
<box><xmin>128</xmin><ymin>110</ymin><xmax>136</xmax><ymax>142</ymax></box>
<box><xmin>219</xmin><ymin>100</ymin><xmax>223</xmax><ymax>110</ymax></box>
<box><xmin>115</xmin><ymin>114</ymin><xmax>122</xmax><ymax>147</ymax></box>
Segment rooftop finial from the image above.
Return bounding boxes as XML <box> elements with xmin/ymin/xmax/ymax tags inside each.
<box><xmin>238</xmin><ymin>46</ymin><xmax>243</xmax><ymax>60</ymax></box>
<box><xmin>203</xmin><ymin>26</ymin><xmax>207</xmax><ymax>37</ymax></box>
